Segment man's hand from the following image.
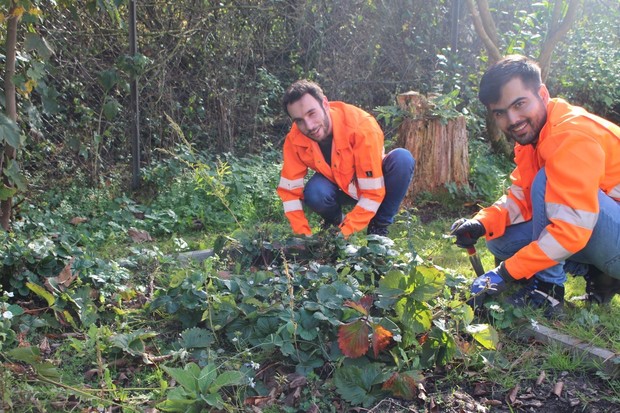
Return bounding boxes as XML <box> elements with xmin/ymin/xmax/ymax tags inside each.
<box><xmin>450</xmin><ymin>218</ymin><xmax>485</xmax><ymax>248</ymax></box>
<box><xmin>470</xmin><ymin>264</ymin><xmax>511</xmax><ymax>295</ymax></box>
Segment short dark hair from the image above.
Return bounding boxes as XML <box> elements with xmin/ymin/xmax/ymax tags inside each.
<box><xmin>479</xmin><ymin>55</ymin><xmax>542</xmax><ymax>106</ymax></box>
<box><xmin>282</xmin><ymin>80</ymin><xmax>326</xmax><ymax>114</ymax></box>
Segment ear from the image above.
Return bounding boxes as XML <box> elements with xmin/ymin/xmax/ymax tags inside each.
<box><xmin>538</xmin><ymin>84</ymin><xmax>550</xmax><ymax>104</ymax></box>
<box><xmin>322</xmin><ymin>96</ymin><xmax>330</xmax><ymax>111</ymax></box>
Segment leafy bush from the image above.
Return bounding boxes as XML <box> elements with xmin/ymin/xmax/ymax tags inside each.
<box><xmin>548</xmin><ymin>11</ymin><xmax>620</xmax><ymax>123</ymax></box>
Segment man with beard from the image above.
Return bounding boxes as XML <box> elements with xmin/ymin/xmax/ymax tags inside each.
<box><xmin>277</xmin><ymin>80</ymin><xmax>415</xmax><ymax>237</ymax></box>
<box><xmin>451</xmin><ymin>55</ymin><xmax>620</xmax><ymax>317</ymax></box>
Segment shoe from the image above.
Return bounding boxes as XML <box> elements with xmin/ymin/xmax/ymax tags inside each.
<box><xmin>582</xmin><ymin>266</ymin><xmax>620</xmax><ymax>305</ymax></box>
<box><xmin>367</xmin><ymin>220</ymin><xmax>389</xmax><ymax>236</ymax></box>
<box><xmin>506</xmin><ymin>278</ymin><xmax>565</xmax><ymax>319</ymax></box>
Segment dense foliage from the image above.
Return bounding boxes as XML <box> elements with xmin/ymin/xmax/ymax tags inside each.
<box><xmin>1</xmin><ymin>0</ymin><xmax>615</xmax><ymax>191</ymax></box>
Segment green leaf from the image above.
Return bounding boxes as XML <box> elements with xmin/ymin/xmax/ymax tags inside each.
<box><xmin>408</xmin><ymin>266</ymin><xmax>445</xmax><ymax>301</ymax></box>
<box><xmin>4</xmin><ymin>159</ymin><xmax>28</xmax><ymax>191</ymax></box>
<box><xmin>26</xmin><ymin>282</ymin><xmax>55</xmax><ymax>307</ymax></box>
<box><xmin>466</xmin><ymin>324</ymin><xmax>498</xmax><ymax>350</ymax></box>
<box><xmin>0</xmin><ymin>184</ymin><xmax>17</xmax><ymax>201</ymax></box>
<box><xmin>376</xmin><ymin>269</ymin><xmax>407</xmax><ymax>308</ymax></box>
<box><xmin>24</xmin><ymin>33</ymin><xmax>54</xmax><ymax>60</ymax></box>
<box><xmin>180</xmin><ymin>327</ymin><xmax>214</xmax><ymax>349</ymax></box>
<box><xmin>0</xmin><ymin>113</ymin><xmax>21</xmax><ymax>149</ymax></box>
<box><xmin>210</xmin><ymin>370</ymin><xmax>244</xmax><ymax>392</ymax></box>
<box><xmin>34</xmin><ymin>361</ymin><xmax>61</xmax><ymax>381</ymax></box>
<box><xmin>97</xmin><ymin>69</ymin><xmax>119</xmax><ymax>92</ymax></box>
<box><xmin>396</xmin><ymin>299</ymin><xmax>432</xmax><ymax>335</ymax></box>
<box><xmin>8</xmin><ymin>346</ymin><xmax>41</xmax><ymax>364</ymax></box>
<box><xmin>103</xmin><ymin>97</ymin><xmax>121</xmax><ymax>120</ymax></box>
<box><xmin>196</xmin><ymin>364</ymin><xmax>217</xmax><ymax>394</ymax></box>
<box><xmin>201</xmin><ymin>392</ymin><xmax>224</xmax><ymax>409</ymax></box>
<box><xmin>163</xmin><ymin>363</ymin><xmax>201</xmax><ymax>394</ymax></box>
<box><xmin>333</xmin><ymin>363</ymin><xmax>384</xmax><ymax>407</ymax></box>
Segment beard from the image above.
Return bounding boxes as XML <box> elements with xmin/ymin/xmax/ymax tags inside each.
<box><xmin>303</xmin><ymin>109</ymin><xmax>331</xmax><ymax>143</ymax></box>
<box><xmin>506</xmin><ymin>99</ymin><xmax>547</xmax><ymax>146</ymax></box>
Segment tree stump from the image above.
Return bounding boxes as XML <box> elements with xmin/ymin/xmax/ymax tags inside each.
<box><xmin>395</xmin><ymin>91</ymin><xmax>469</xmax><ymax>199</ymax></box>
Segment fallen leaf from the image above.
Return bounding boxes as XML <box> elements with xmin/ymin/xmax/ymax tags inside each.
<box><xmin>244</xmin><ymin>396</ymin><xmax>273</xmax><ymax>407</ymax></box>
<box><xmin>70</xmin><ymin>217</ymin><xmax>88</xmax><ymax>225</ymax></box>
<box><xmin>38</xmin><ymin>336</ymin><xmax>51</xmax><ymax>355</ymax></box>
<box><xmin>536</xmin><ymin>370</ymin><xmax>546</xmax><ymax>385</ymax></box>
<box><xmin>128</xmin><ymin>227</ymin><xmax>153</xmax><ymax>243</ymax></box>
<box><xmin>552</xmin><ymin>381</ymin><xmax>564</xmax><ymax>397</ymax></box>
<box><xmin>506</xmin><ymin>385</ymin><xmax>520</xmax><ymax>404</ymax></box>
<box><xmin>483</xmin><ymin>398</ymin><xmax>503</xmax><ymax>406</ymax></box>
<box><xmin>473</xmin><ymin>381</ymin><xmax>490</xmax><ymax>396</ymax></box>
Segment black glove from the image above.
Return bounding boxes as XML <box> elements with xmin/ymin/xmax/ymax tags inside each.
<box><xmin>450</xmin><ymin>218</ymin><xmax>486</xmax><ymax>248</ymax></box>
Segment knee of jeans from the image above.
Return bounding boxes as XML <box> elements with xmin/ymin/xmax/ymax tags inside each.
<box><xmin>303</xmin><ymin>187</ymin><xmax>334</xmax><ymax>211</ymax></box>
<box><xmin>385</xmin><ymin>148</ymin><xmax>415</xmax><ymax>173</ymax></box>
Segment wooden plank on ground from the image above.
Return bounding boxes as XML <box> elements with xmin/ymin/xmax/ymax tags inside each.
<box><xmin>177</xmin><ymin>249</ymin><xmax>214</xmax><ymax>264</ymax></box>
<box><xmin>513</xmin><ymin>323</ymin><xmax>620</xmax><ymax>378</ymax></box>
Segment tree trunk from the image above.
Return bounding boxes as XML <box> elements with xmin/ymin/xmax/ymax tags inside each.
<box><xmin>395</xmin><ymin>92</ymin><xmax>469</xmax><ymax>200</ymax></box>
<box><xmin>1</xmin><ymin>4</ymin><xmax>19</xmax><ymax>231</ymax></box>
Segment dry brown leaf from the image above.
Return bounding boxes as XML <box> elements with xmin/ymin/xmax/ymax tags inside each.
<box><xmin>44</xmin><ymin>257</ymin><xmax>78</xmax><ymax>292</ymax></box>
<box><xmin>287</xmin><ymin>374</ymin><xmax>307</xmax><ymax>388</ymax></box>
<box><xmin>244</xmin><ymin>396</ymin><xmax>273</xmax><ymax>407</ymax></box>
<box><xmin>3</xmin><ymin>362</ymin><xmax>28</xmax><ymax>374</ymax></box>
<box><xmin>429</xmin><ymin>396</ymin><xmax>438</xmax><ymax>413</ymax></box>
<box><xmin>483</xmin><ymin>398</ymin><xmax>503</xmax><ymax>406</ymax></box>
<box><xmin>128</xmin><ymin>227</ymin><xmax>153</xmax><ymax>243</ymax></box>
<box><xmin>38</xmin><ymin>336</ymin><xmax>51</xmax><ymax>355</ymax></box>
<box><xmin>506</xmin><ymin>385</ymin><xmax>520</xmax><ymax>404</ymax></box>
<box><xmin>70</xmin><ymin>217</ymin><xmax>88</xmax><ymax>225</ymax></box>
<box><xmin>473</xmin><ymin>381</ymin><xmax>490</xmax><ymax>396</ymax></box>
<box><xmin>536</xmin><ymin>370</ymin><xmax>546</xmax><ymax>385</ymax></box>
<box><xmin>552</xmin><ymin>381</ymin><xmax>564</xmax><ymax>397</ymax></box>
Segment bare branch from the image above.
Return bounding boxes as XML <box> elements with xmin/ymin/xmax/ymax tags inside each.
<box><xmin>465</xmin><ymin>0</ymin><xmax>501</xmax><ymax>63</ymax></box>
<box><xmin>476</xmin><ymin>0</ymin><xmax>500</xmax><ymax>46</ymax></box>
<box><xmin>539</xmin><ymin>0</ymin><xmax>583</xmax><ymax>80</ymax></box>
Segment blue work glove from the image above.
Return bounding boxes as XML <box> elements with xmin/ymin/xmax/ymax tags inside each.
<box><xmin>470</xmin><ymin>263</ymin><xmax>512</xmax><ymax>296</ymax></box>
<box><xmin>450</xmin><ymin>218</ymin><xmax>486</xmax><ymax>248</ymax></box>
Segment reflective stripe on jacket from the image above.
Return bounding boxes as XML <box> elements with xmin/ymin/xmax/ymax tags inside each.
<box><xmin>277</xmin><ymin>101</ymin><xmax>386</xmax><ymax>236</ymax></box>
<box><xmin>475</xmin><ymin>99</ymin><xmax>620</xmax><ymax>279</ymax></box>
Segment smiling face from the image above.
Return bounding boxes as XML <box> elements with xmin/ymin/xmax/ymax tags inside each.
<box><xmin>286</xmin><ymin>93</ymin><xmax>333</xmax><ymax>143</ymax></box>
<box><xmin>488</xmin><ymin>77</ymin><xmax>549</xmax><ymax>146</ymax></box>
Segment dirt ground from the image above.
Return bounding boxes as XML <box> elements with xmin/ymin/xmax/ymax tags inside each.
<box><xmin>368</xmin><ymin>371</ymin><xmax>620</xmax><ymax>412</ymax></box>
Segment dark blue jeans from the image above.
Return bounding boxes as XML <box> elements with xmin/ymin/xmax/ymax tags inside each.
<box><xmin>303</xmin><ymin>148</ymin><xmax>415</xmax><ymax>226</ymax></box>
<box><xmin>486</xmin><ymin>168</ymin><xmax>620</xmax><ymax>284</ymax></box>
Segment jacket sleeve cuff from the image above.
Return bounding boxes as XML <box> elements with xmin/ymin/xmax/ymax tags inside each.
<box><xmin>497</xmin><ymin>261</ymin><xmax>513</xmax><ymax>281</ymax></box>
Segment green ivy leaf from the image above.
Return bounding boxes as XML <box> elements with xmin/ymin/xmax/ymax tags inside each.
<box><xmin>24</xmin><ymin>33</ymin><xmax>54</xmax><ymax>60</ymax></box>
<box><xmin>4</xmin><ymin>159</ymin><xmax>28</xmax><ymax>191</ymax></box>
<box><xmin>0</xmin><ymin>113</ymin><xmax>21</xmax><ymax>149</ymax></box>
<box><xmin>0</xmin><ymin>183</ymin><xmax>17</xmax><ymax>201</ymax></box>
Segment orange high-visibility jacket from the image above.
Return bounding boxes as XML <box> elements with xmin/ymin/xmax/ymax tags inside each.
<box><xmin>475</xmin><ymin>99</ymin><xmax>620</xmax><ymax>279</ymax></box>
<box><xmin>277</xmin><ymin>101</ymin><xmax>386</xmax><ymax>237</ymax></box>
